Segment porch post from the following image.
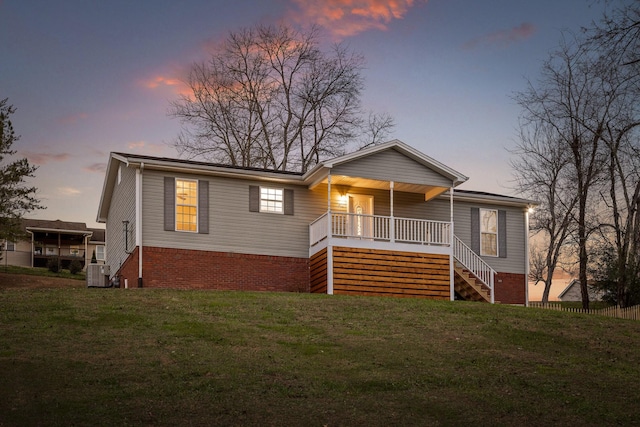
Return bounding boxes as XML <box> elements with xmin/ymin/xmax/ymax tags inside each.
<box><xmin>327</xmin><ymin>173</ymin><xmax>333</xmax><ymax>295</ymax></box>
<box><xmin>450</xmin><ymin>185</ymin><xmax>455</xmax><ymax>301</ymax></box>
<box><xmin>327</xmin><ymin>174</ymin><xmax>332</xmax><ymax>238</ymax></box>
<box><xmin>389</xmin><ymin>181</ymin><xmax>395</xmax><ymax>242</ymax></box>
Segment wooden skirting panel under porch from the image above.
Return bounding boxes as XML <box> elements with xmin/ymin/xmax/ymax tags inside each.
<box><xmin>310</xmin><ymin>248</ymin><xmax>328</xmax><ymax>294</ymax></box>
<box><xmin>332</xmin><ymin>247</ymin><xmax>450</xmax><ymax>299</ymax></box>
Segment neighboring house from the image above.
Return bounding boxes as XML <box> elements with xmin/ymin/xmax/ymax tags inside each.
<box><xmin>558</xmin><ymin>279</ymin><xmax>603</xmax><ymax>302</ymax></box>
<box><xmin>96</xmin><ymin>140</ymin><xmax>537</xmax><ymax>304</ymax></box>
<box><xmin>1</xmin><ymin>219</ymin><xmax>105</xmax><ymax>270</ymax></box>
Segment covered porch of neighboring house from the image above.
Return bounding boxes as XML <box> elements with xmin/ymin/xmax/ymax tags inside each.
<box><xmin>26</xmin><ymin>226</ymin><xmax>93</xmax><ymax>270</ymax></box>
<box><xmin>308</xmin><ymin>174</ymin><xmax>495</xmax><ymax>302</ymax></box>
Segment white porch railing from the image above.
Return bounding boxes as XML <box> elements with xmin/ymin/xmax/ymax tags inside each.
<box><xmin>309</xmin><ymin>212</ymin><xmax>451</xmax><ymax>247</ymax></box>
<box><xmin>453</xmin><ymin>235</ymin><xmax>495</xmax><ymax>302</ymax></box>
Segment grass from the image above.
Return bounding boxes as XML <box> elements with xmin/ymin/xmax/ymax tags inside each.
<box><xmin>0</xmin><ymin>264</ymin><xmax>85</xmax><ymax>280</ymax></box>
<box><xmin>1</xmin><ymin>288</ymin><xmax>639</xmax><ymax>426</ymax></box>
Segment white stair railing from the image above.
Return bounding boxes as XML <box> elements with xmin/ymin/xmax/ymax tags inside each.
<box><xmin>453</xmin><ymin>235</ymin><xmax>495</xmax><ymax>303</ymax></box>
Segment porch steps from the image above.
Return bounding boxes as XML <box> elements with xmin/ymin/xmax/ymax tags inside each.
<box><xmin>454</xmin><ymin>262</ymin><xmax>491</xmax><ymax>303</ymax></box>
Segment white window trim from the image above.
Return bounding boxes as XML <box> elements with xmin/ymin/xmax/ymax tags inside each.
<box><xmin>480</xmin><ymin>208</ymin><xmax>499</xmax><ymax>257</ymax></box>
<box><xmin>96</xmin><ymin>245</ymin><xmax>105</xmax><ymax>261</ymax></box>
<box><xmin>175</xmin><ymin>178</ymin><xmax>199</xmax><ymax>233</ymax></box>
<box><xmin>259</xmin><ymin>186</ymin><xmax>284</xmax><ymax>214</ymax></box>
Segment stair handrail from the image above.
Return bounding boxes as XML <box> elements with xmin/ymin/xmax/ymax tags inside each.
<box><xmin>453</xmin><ymin>235</ymin><xmax>496</xmax><ymax>303</ymax></box>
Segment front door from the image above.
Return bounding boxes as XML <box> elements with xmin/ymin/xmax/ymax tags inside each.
<box><xmin>348</xmin><ymin>194</ymin><xmax>374</xmax><ymax>238</ymax></box>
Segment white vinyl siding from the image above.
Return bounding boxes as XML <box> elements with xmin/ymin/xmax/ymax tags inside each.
<box><xmin>451</xmin><ymin>200</ymin><xmax>526</xmax><ymax>274</ymax></box>
<box><xmin>143</xmin><ymin>171</ymin><xmax>324</xmax><ymax>258</ymax></box>
<box><xmin>331</xmin><ymin>148</ymin><xmax>454</xmax><ymax>188</ymax></box>
<box><xmin>105</xmin><ymin>161</ymin><xmax>137</xmax><ymax>275</ymax></box>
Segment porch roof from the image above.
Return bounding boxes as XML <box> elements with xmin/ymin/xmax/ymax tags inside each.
<box><xmin>302</xmin><ymin>140</ymin><xmax>467</xmax><ymax>200</ymax></box>
<box><xmin>22</xmin><ymin>219</ymin><xmax>94</xmax><ymax>236</ymax></box>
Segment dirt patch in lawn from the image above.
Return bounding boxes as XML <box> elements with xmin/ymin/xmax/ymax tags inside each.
<box><xmin>0</xmin><ymin>273</ymin><xmax>85</xmax><ymax>289</ymax></box>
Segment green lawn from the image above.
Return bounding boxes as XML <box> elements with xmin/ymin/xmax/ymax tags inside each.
<box><xmin>0</xmin><ymin>264</ymin><xmax>85</xmax><ymax>280</ymax></box>
<box><xmin>1</xmin><ymin>288</ymin><xmax>638</xmax><ymax>426</ymax></box>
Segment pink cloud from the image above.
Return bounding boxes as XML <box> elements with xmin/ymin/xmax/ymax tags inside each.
<box><xmin>140</xmin><ymin>74</ymin><xmax>191</xmax><ymax>97</ymax></box>
<box><xmin>20</xmin><ymin>151</ymin><xmax>70</xmax><ymax>165</ymax></box>
<box><xmin>127</xmin><ymin>140</ymin><xmax>167</xmax><ymax>155</ymax></box>
<box><xmin>289</xmin><ymin>0</ymin><xmax>423</xmax><ymax>38</ymax></box>
<box><xmin>58</xmin><ymin>112</ymin><xmax>88</xmax><ymax>125</ymax></box>
<box><xmin>463</xmin><ymin>23</ymin><xmax>536</xmax><ymax>50</ymax></box>
<box><xmin>84</xmin><ymin>163</ymin><xmax>106</xmax><ymax>173</ymax></box>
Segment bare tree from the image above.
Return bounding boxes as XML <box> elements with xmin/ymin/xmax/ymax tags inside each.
<box><xmin>514</xmin><ymin>1</ymin><xmax>640</xmax><ymax>309</ymax></box>
<box><xmin>591</xmin><ymin>5</ymin><xmax>640</xmax><ymax>305</ymax></box>
<box><xmin>171</xmin><ymin>25</ymin><xmax>392</xmax><ymax>173</ymax></box>
<box><xmin>513</xmin><ymin>35</ymin><xmax>620</xmax><ymax>309</ymax></box>
<box><xmin>511</xmin><ymin>112</ymin><xmax>578</xmax><ymax>304</ymax></box>
<box><xmin>358</xmin><ymin>112</ymin><xmax>396</xmax><ymax>149</ymax></box>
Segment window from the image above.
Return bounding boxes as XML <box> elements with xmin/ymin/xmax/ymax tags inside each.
<box><xmin>260</xmin><ymin>187</ymin><xmax>283</xmax><ymax>214</ymax></box>
<box><xmin>480</xmin><ymin>208</ymin><xmax>498</xmax><ymax>256</ymax></box>
<box><xmin>164</xmin><ymin>177</ymin><xmax>209</xmax><ymax>234</ymax></box>
<box><xmin>176</xmin><ymin>179</ymin><xmax>198</xmax><ymax>232</ymax></box>
<box><xmin>4</xmin><ymin>240</ymin><xmax>15</xmax><ymax>251</ymax></box>
<box><xmin>96</xmin><ymin>245</ymin><xmax>105</xmax><ymax>261</ymax></box>
<box><xmin>249</xmin><ymin>186</ymin><xmax>293</xmax><ymax>215</ymax></box>
<box><xmin>46</xmin><ymin>247</ymin><xmax>58</xmax><ymax>256</ymax></box>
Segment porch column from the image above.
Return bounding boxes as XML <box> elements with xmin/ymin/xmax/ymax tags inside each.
<box><xmin>449</xmin><ymin>185</ymin><xmax>455</xmax><ymax>301</ymax></box>
<box><xmin>525</xmin><ymin>206</ymin><xmax>531</xmax><ymax>307</ymax></box>
<box><xmin>327</xmin><ymin>173</ymin><xmax>334</xmax><ymax>295</ymax></box>
<box><xmin>327</xmin><ymin>174</ymin><xmax>332</xmax><ymax>239</ymax></box>
<box><xmin>389</xmin><ymin>181</ymin><xmax>395</xmax><ymax>242</ymax></box>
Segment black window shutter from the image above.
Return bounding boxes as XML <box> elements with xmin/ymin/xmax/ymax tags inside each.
<box><xmin>284</xmin><ymin>189</ymin><xmax>294</xmax><ymax>215</ymax></box>
<box><xmin>249</xmin><ymin>186</ymin><xmax>260</xmax><ymax>212</ymax></box>
<box><xmin>164</xmin><ymin>177</ymin><xmax>175</xmax><ymax>231</ymax></box>
<box><xmin>498</xmin><ymin>210</ymin><xmax>507</xmax><ymax>258</ymax></box>
<box><xmin>198</xmin><ymin>180</ymin><xmax>209</xmax><ymax>234</ymax></box>
<box><xmin>470</xmin><ymin>207</ymin><xmax>480</xmax><ymax>253</ymax></box>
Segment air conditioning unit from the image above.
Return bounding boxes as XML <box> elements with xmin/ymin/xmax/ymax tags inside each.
<box><xmin>87</xmin><ymin>264</ymin><xmax>110</xmax><ymax>288</ymax></box>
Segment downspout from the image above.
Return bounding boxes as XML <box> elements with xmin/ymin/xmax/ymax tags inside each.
<box><xmin>525</xmin><ymin>207</ymin><xmax>531</xmax><ymax>307</ymax></box>
<box><xmin>136</xmin><ymin>163</ymin><xmax>144</xmax><ymax>287</ymax></box>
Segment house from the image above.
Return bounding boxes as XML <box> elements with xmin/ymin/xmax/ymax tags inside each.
<box><xmin>96</xmin><ymin>140</ymin><xmax>536</xmax><ymax>304</ymax></box>
<box><xmin>558</xmin><ymin>279</ymin><xmax>603</xmax><ymax>302</ymax></box>
<box><xmin>2</xmin><ymin>219</ymin><xmax>106</xmax><ymax>270</ymax></box>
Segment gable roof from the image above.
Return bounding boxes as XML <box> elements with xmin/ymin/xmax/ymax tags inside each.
<box><xmin>303</xmin><ymin>139</ymin><xmax>469</xmax><ymax>188</ymax></box>
<box><xmin>99</xmin><ymin>140</ymin><xmax>530</xmax><ymax>222</ymax></box>
<box><xmin>20</xmin><ymin>219</ymin><xmax>100</xmax><ymax>236</ymax></box>
<box><xmin>449</xmin><ymin>189</ymin><xmax>538</xmax><ymax>208</ymax></box>
<box><xmin>97</xmin><ymin>152</ymin><xmax>305</xmax><ymax>222</ymax></box>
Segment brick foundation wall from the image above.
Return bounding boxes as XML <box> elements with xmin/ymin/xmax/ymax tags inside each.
<box><xmin>117</xmin><ymin>246</ymin><xmax>309</xmax><ymax>292</ymax></box>
<box><xmin>116</xmin><ymin>247</ymin><xmax>140</xmax><ymax>288</ymax></box>
<box><xmin>494</xmin><ymin>272</ymin><xmax>527</xmax><ymax>304</ymax></box>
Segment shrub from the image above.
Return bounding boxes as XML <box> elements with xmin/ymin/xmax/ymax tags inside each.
<box><xmin>91</xmin><ymin>250</ymin><xmax>97</xmax><ymax>264</ymax></box>
<box><xmin>69</xmin><ymin>260</ymin><xmax>83</xmax><ymax>275</ymax></box>
<box><xmin>47</xmin><ymin>257</ymin><xmax>60</xmax><ymax>273</ymax></box>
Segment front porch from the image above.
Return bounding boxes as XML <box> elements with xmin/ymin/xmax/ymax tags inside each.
<box><xmin>309</xmin><ymin>212</ymin><xmax>496</xmax><ymax>302</ymax></box>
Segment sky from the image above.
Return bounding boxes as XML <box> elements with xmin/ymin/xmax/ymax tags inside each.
<box><xmin>0</xmin><ymin>0</ymin><xmax>616</xmax><ymax>230</ymax></box>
